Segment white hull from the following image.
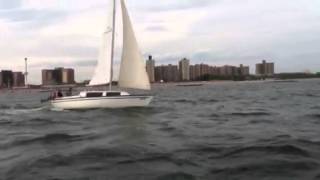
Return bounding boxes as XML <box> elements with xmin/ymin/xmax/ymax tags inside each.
<box><xmin>51</xmin><ymin>95</ymin><xmax>153</xmax><ymax>110</ymax></box>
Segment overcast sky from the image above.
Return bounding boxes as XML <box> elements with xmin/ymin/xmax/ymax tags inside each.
<box><xmin>0</xmin><ymin>0</ymin><xmax>319</xmax><ymax>83</ymax></box>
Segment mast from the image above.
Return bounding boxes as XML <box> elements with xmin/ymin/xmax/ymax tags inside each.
<box><xmin>109</xmin><ymin>0</ymin><xmax>116</xmax><ymax>91</ymax></box>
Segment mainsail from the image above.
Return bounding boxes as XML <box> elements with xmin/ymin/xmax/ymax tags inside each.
<box><xmin>89</xmin><ymin>2</ymin><xmax>113</xmax><ymax>86</ymax></box>
<box><xmin>118</xmin><ymin>0</ymin><xmax>151</xmax><ymax>90</ymax></box>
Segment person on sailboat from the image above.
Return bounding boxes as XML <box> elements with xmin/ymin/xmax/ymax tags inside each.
<box><xmin>57</xmin><ymin>89</ymin><xmax>63</xmax><ymax>98</ymax></box>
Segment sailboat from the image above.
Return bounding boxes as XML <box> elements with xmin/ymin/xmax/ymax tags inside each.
<box><xmin>50</xmin><ymin>0</ymin><xmax>153</xmax><ymax>110</ymax></box>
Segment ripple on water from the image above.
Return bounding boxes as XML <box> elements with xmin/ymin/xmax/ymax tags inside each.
<box><xmin>210</xmin><ymin>159</ymin><xmax>319</xmax><ymax>179</ymax></box>
<box><xmin>0</xmin><ymin>105</ymin><xmax>12</xmax><ymax>109</ymax></box>
<box><xmin>174</xmin><ymin>99</ymin><xmax>197</xmax><ymax>105</ymax></box>
<box><xmin>229</xmin><ymin>112</ymin><xmax>272</xmax><ymax>117</ymax></box>
<box><xmin>221</xmin><ymin>144</ymin><xmax>311</xmax><ymax>158</ymax></box>
<box><xmin>10</xmin><ymin>118</ymin><xmax>56</xmax><ymax>127</ymax></box>
<box><xmin>156</xmin><ymin>172</ymin><xmax>196</xmax><ymax>180</ymax></box>
<box><xmin>198</xmin><ymin>98</ymin><xmax>220</xmax><ymax>103</ymax></box>
<box><xmin>249</xmin><ymin>119</ymin><xmax>274</xmax><ymax>124</ymax></box>
<box><xmin>307</xmin><ymin>114</ymin><xmax>320</xmax><ymax>119</ymax></box>
<box><xmin>0</xmin><ymin>119</ymin><xmax>12</xmax><ymax>125</ymax></box>
<box><xmin>6</xmin><ymin>133</ymin><xmax>88</xmax><ymax>148</ymax></box>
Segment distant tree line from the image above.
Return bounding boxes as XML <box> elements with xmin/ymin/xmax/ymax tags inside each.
<box><xmin>194</xmin><ymin>73</ymin><xmax>320</xmax><ymax>81</ymax></box>
<box><xmin>197</xmin><ymin>74</ymin><xmax>257</xmax><ymax>81</ymax></box>
<box><xmin>274</xmin><ymin>73</ymin><xmax>320</xmax><ymax>80</ymax></box>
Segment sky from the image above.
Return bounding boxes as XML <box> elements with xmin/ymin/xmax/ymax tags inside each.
<box><xmin>0</xmin><ymin>0</ymin><xmax>320</xmax><ymax>83</ymax></box>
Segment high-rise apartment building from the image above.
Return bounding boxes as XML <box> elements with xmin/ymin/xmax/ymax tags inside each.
<box><xmin>256</xmin><ymin>60</ymin><xmax>275</xmax><ymax>76</ymax></box>
<box><xmin>0</xmin><ymin>71</ymin><xmax>25</xmax><ymax>88</ymax></box>
<box><xmin>155</xmin><ymin>66</ymin><xmax>164</xmax><ymax>82</ymax></box>
<box><xmin>195</xmin><ymin>64</ymin><xmax>201</xmax><ymax>80</ymax></box>
<box><xmin>146</xmin><ymin>55</ymin><xmax>155</xmax><ymax>83</ymax></box>
<box><xmin>62</xmin><ymin>68</ymin><xmax>75</xmax><ymax>84</ymax></box>
<box><xmin>239</xmin><ymin>64</ymin><xmax>250</xmax><ymax>76</ymax></box>
<box><xmin>163</xmin><ymin>64</ymin><xmax>179</xmax><ymax>82</ymax></box>
<box><xmin>190</xmin><ymin>65</ymin><xmax>195</xmax><ymax>81</ymax></box>
<box><xmin>209</xmin><ymin>66</ymin><xmax>219</xmax><ymax>76</ymax></box>
<box><xmin>42</xmin><ymin>69</ymin><xmax>54</xmax><ymax>85</ymax></box>
<box><xmin>219</xmin><ymin>66</ymin><xmax>234</xmax><ymax>76</ymax></box>
<box><xmin>155</xmin><ymin>64</ymin><xmax>179</xmax><ymax>82</ymax></box>
<box><xmin>0</xmin><ymin>70</ymin><xmax>13</xmax><ymax>88</ymax></box>
<box><xmin>179</xmin><ymin>58</ymin><xmax>190</xmax><ymax>81</ymax></box>
<box><xmin>200</xmin><ymin>64</ymin><xmax>210</xmax><ymax>77</ymax></box>
<box><xmin>13</xmin><ymin>72</ymin><xmax>25</xmax><ymax>87</ymax></box>
<box><xmin>153</xmin><ymin>59</ymin><xmax>251</xmax><ymax>82</ymax></box>
<box><xmin>42</xmin><ymin>67</ymin><xmax>75</xmax><ymax>85</ymax></box>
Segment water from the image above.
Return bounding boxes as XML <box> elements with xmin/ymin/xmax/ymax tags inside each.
<box><xmin>0</xmin><ymin>79</ymin><xmax>320</xmax><ymax>180</ymax></box>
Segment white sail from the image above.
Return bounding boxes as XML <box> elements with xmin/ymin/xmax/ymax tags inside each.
<box><xmin>89</xmin><ymin>31</ymin><xmax>112</xmax><ymax>86</ymax></box>
<box><xmin>118</xmin><ymin>0</ymin><xmax>151</xmax><ymax>90</ymax></box>
<box><xmin>89</xmin><ymin>2</ymin><xmax>114</xmax><ymax>86</ymax></box>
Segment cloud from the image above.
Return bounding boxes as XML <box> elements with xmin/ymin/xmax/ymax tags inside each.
<box><xmin>0</xmin><ymin>8</ymin><xmax>65</xmax><ymax>22</ymax></box>
<box><xmin>1</xmin><ymin>0</ymin><xmax>320</xmax><ymax>83</ymax></box>
<box><xmin>145</xmin><ymin>25</ymin><xmax>167</xmax><ymax>32</ymax></box>
<box><xmin>30</xmin><ymin>59</ymin><xmax>97</xmax><ymax>69</ymax></box>
<box><xmin>134</xmin><ymin>0</ymin><xmax>214</xmax><ymax>12</ymax></box>
<box><xmin>0</xmin><ymin>0</ymin><xmax>22</xmax><ymax>9</ymax></box>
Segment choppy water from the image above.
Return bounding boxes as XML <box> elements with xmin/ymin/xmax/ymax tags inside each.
<box><xmin>1</xmin><ymin>79</ymin><xmax>320</xmax><ymax>180</ymax></box>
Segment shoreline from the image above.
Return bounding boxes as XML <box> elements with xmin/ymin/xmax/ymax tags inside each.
<box><xmin>0</xmin><ymin>78</ymin><xmax>319</xmax><ymax>92</ymax></box>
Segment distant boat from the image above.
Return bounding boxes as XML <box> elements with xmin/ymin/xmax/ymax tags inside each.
<box><xmin>50</xmin><ymin>0</ymin><xmax>153</xmax><ymax>110</ymax></box>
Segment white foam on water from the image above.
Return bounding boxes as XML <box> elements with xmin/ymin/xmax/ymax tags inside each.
<box><xmin>50</xmin><ymin>107</ymin><xmax>68</xmax><ymax>112</ymax></box>
<box><xmin>0</xmin><ymin>107</ymin><xmax>47</xmax><ymax>115</ymax></box>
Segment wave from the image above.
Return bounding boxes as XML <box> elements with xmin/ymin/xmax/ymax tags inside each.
<box><xmin>291</xmin><ymin>93</ymin><xmax>320</xmax><ymax>98</ymax></box>
<box><xmin>198</xmin><ymin>98</ymin><xmax>219</xmax><ymax>103</ymax></box>
<box><xmin>50</xmin><ymin>107</ymin><xmax>68</xmax><ymax>112</ymax></box>
<box><xmin>210</xmin><ymin>159</ymin><xmax>319</xmax><ymax>177</ymax></box>
<box><xmin>196</xmin><ymin>146</ymin><xmax>223</xmax><ymax>154</ymax></box>
<box><xmin>19</xmin><ymin>147</ymin><xmax>131</xmax><ymax>169</ymax></box>
<box><xmin>10</xmin><ymin>118</ymin><xmax>60</xmax><ymax>127</ymax></box>
<box><xmin>209</xmin><ymin>113</ymin><xmax>220</xmax><ymax>118</ymax></box>
<box><xmin>10</xmin><ymin>133</ymin><xmax>84</xmax><ymax>147</ymax></box>
<box><xmin>249</xmin><ymin>119</ymin><xmax>274</xmax><ymax>124</ymax></box>
<box><xmin>0</xmin><ymin>117</ymin><xmax>80</xmax><ymax>129</ymax></box>
<box><xmin>156</xmin><ymin>172</ymin><xmax>196</xmax><ymax>180</ymax></box>
<box><xmin>28</xmin><ymin>117</ymin><xmax>55</xmax><ymax>123</ymax></box>
<box><xmin>0</xmin><ymin>119</ymin><xmax>12</xmax><ymax>125</ymax></box>
<box><xmin>159</xmin><ymin>126</ymin><xmax>177</xmax><ymax>132</ymax></box>
<box><xmin>0</xmin><ymin>154</ymin><xmax>21</xmax><ymax>162</ymax></box>
<box><xmin>118</xmin><ymin>153</ymin><xmax>172</xmax><ymax>164</ymax></box>
<box><xmin>174</xmin><ymin>99</ymin><xmax>197</xmax><ymax>105</ymax></box>
<box><xmin>118</xmin><ymin>152</ymin><xmax>198</xmax><ymax>168</ymax></box>
<box><xmin>229</xmin><ymin>112</ymin><xmax>271</xmax><ymax>116</ymax></box>
<box><xmin>0</xmin><ymin>104</ymin><xmax>46</xmax><ymax>110</ymax></box>
<box><xmin>296</xmin><ymin>139</ymin><xmax>320</xmax><ymax>147</ymax></box>
<box><xmin>0</xmin><ymin>104</ymin><xmax>11</xmax><ymax>109</ymax></box>
<box><xmin>306</xmin><ymin>93</ymin><xmax>320</xmax><ymax>97</ymax></box>
<box><xmin>197</xmin><ymin>113</ymin><xmax>222</xmax><ymax>119</ymax></box>
<box><xmin>221</xmin><ymin>144</ymin><xmax>310</xmax><ymax>158</ymax></box>
<box><xmin>307</xmin><ymin>114</ymin><xmax>320</xmax><ymax>119</ymax></box>
<box><xmin>0</xmin><ymin>107</ymin><xmax>46</xmax><ymax>115</ymax></box>
<box><xmin>77</xmin><ymin>147</ymin><xmax>131</xmax><ymax>159</ymax></box>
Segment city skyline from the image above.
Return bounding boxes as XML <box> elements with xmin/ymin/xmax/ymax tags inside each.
<box><xmin>0</xmin><ymin>0</ymin><xmax>319</xmax><ymax>83</ymax></box>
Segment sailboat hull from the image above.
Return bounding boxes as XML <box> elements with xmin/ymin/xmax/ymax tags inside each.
<box><xmin>51</xmin><ymin>96</ymin><xmax>153</xmax><ymax>110</ymax></box>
